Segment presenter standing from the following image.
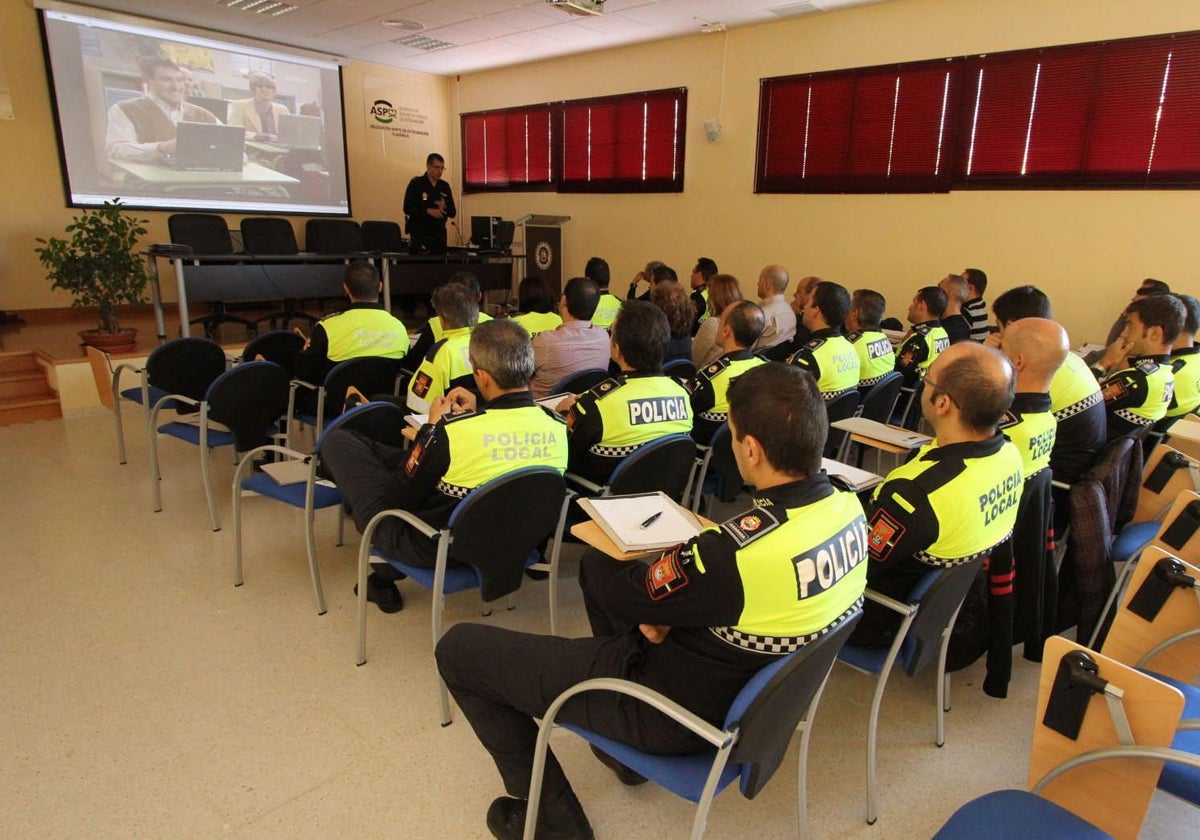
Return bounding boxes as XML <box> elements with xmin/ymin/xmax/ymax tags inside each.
<box><xmin>403</xmin><ymin>153</ymin><xmax>456</xmax><ymax>254</ymax></box>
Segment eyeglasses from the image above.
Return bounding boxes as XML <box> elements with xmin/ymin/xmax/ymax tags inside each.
<box><xmin>923</xmin><ymin>376</ymin><xmax>959</xmax><ymax>408</ymax></box>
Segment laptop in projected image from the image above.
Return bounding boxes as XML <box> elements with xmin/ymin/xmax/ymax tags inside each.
<box><xmin>277</xmin><ymin>114</ymin><xmax>323</xmax><ymax>150</ymax></box>
<box><xmin>172</xmin><ymin>122</ymin><xmax>245</xmax><ymax>172</ymax></box>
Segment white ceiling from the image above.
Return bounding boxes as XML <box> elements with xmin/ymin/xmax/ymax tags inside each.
<box><xmin>76</xmin><ymin>0</ymin><xmax>889</xmax><ymax>76</ymax></box>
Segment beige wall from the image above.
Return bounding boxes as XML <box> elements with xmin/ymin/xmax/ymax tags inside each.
<box><xmin>454</xmin><ymin>0</ymin><xmax>1200</xmax><ymax>345</ymax></box>
<box><xmin>0</xmin><ymin>0</ymin><xmax>452</xmax><ymax>310</ymax></box>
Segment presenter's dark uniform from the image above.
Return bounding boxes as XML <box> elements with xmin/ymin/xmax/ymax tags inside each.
<box><xmin>402</xmin><ymin>173</ymin><xmax>456</xmax><ymax>254</ymax></box>
<box><xmin>566</xmin><ymin>373</ymin><xmax>693</xmax><ymax>485</ymax></box>
<box><xmin>1048</xmin><ymin>352</ymin><xmax>1106</xmax><ymax>483</ymax></box>
<box><xmin>321</xmin><ymin>393</ymin><xmax>567</xmax><ymax>568</ymax></box>
<box><xmin>848</xmin><ymin>329</ymin><xmax>896</xmax><ymax>391</ymax></box>
<box><xmin>1097</xmin><ymin>354</ymin><xmax>1175</xmax><ymax>440</ymax></box>
<box><xmin>787</xmin><ymin>328</ymin><xmax>861</xmax><ymax>400</ymax></box>
<box><xmin>686</xmin><ymin>349</ymin><xmax>765</xmax><ymax>444</ymax></box>
<box><xmin>436</xmin><ymin>474</ymin><xmax>867</xmax><ymax>814</ymax></box>
<box><xmin>851</xmin><ymin>433</ymin><xmax>1023</xmax><ymax>647</ymax></box>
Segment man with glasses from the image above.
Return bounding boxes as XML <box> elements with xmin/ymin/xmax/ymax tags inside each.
<box><xmin>228</xmin><ymin>72</ymin><xmax>289</xmax><ymax>141</ymax></box>
<box><xmin>850</xmin><ymin>342</ymin><xmax>1023</xmax><ymax>647</ymax></box>
<box><xmin>689</xmin><ymin>257</ymin><xmax>718</xmax><ymax>335</ymax></box>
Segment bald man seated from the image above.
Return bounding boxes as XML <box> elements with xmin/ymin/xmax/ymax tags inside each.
<box><xmin>998</xmin><ymin>318</ymin><xmax>1069</xmax><ymax>482</ymax></box>
<box><xmin>752</xmin><ymin>264</ymin><xmax>797</xmax><ymax>354</ymax></box>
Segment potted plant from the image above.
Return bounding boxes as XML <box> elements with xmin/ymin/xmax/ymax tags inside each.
<box><xmin>35</xmin><ymin>198</ymin><xmax>151</xmax><ymax>353</ymax></box>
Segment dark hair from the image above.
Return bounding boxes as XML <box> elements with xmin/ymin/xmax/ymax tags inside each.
<box><xmin>992</xmin><ymin>285</ymin><xmax>1051</xmax><ymax>326</ymax></box>
<box><xmin>727</xmin><ymin>363</ymin><xmax>824</xmax><ymax>477</ymax></box>
<box><xmin>431</xmin><ymin>282</ymin><xmax>478</xmax><ymax>330</ymax></box>
<box><xmin>694</xmin><ymin>257</ymin><xmax>718</xmax><ymax>281</ymax></box>
<box><xmin>724</xmin><ymin>301</ymin><xmax>765</xmax><ymax>348</ymax></box>
<box><xmin>916</xmin><ymin>286</ymin><xmax>948</xmax><ymax>319</ymax></box>
<box><xmin>141</xmin><ymin>58</ymin><xmax>181</xmax><ymax>80</ymax></box>
<box><xmin>708</xmin><ymin>274</ymin><xmax>743</xmax><ymax>316</ymax></box>
<box><xmin>650</xmin><ymin>280</ymin><xmax>694</xmax><ymax>340</ymax></box>
<box><xmin>426</xmin><ymin>153</ymin><xmax>445</xmax><ymax>165</ymax></box>
<box><xmin>446</xmin><ymin>270</ymin><xmax>480</xmax><ymax>297</ymax></box>
<box><xmin>651</xmin><ymin>264</ymin><xmax>678</xmax><ymax>284</ymax></box>
<box><xmin>517</xmin><ymin>276</ymin><xmax>556</xmax><ymax>314</ymax></box>
<box><xmin>1174</xmin><ymin>294</ymin><xmax>1200</xmax><ymax>335</ymax></box>
<box><xmin>470</xmin><ymin>320</ymin><xmax>533</xmax><ymax>389</ymax></box>
<box><xmin>611</xmin><ymin>301</ymin><xmax>669</xmax><ymax>372</ymax></box>
<box><xmin>962</xmin><ymin>268</ymin><xmax>988</xmax><ymax>295</ymax></box>
<box><xmin>564</xmin><ymin>276</ymin><xmax>600</xmax><ymax>321</ymax></box>
<box><xmin>880</xmin><ymin>317</ymin><xmax>904</xmax><ymax>332</ymax></box>
<box><xmin>931</xmin><ymin>347</ymin><xmax>1014</xmax><ymax>434</ymax></box>
<box><xmin>810</xmin><ymin>281</ymin><xmax>851</xmax><ymax>328</ymax></box>
<box><xmin>584</xmin><ymin>257</ymin><xmax>610</xmax><ymax>290</ymax></box>
<box><xmin>343</xmin><ymin>260</ymin><xmax>380</xmax><ymax>300</ymax></box>
<box><xmin>1127</xmin><ymin>294</ymin><xmax>1186</xmax><ymax>345</ymax></box>
<box><xmin>1139</xmin><ymin>278</ymin><xmax>1171</xmax><ymax>296</ymax></box>
<box><xmin>851</xmin><ymin>289</ymin><xmax>886</xmax><ymax>331</ymax></box>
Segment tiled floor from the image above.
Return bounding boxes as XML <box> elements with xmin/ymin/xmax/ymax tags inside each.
<box><xmin>1</xmin><ymin>407</ymin><xmax>1195</xmax><ymax>838</ymax></box>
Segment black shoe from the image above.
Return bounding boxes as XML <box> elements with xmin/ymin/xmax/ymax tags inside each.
<box><xmin>353</xmin><ymin>573</ymin><xmax>403</xmax><ymax>614</ymax></box>
<box><xmin>524</xmin><ymin>568</ymin><xmax>550</xmax><ymax>581</ymax></box>
<box><xmin>589</xmin><ymin>743</ymin><xmax>647</xmax><ymax>786</ymax></box>
<box><xmin>486</xmin><ymin>796</ymin><xmax>594</xmax><ymax>840</ymax></box>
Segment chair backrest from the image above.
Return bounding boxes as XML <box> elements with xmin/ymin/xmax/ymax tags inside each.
<box><xmin>857</xmin><ymin>371</ymin><xmax>904</xmax><ymax>424</ymax></box>
<box><xmin>305</xmin><ymin>219</ymin><xmax>364</xmax><ymax>254</ymax></box>
<box><xmin>662</xmin><ymin>358</ymin><xmax>697</xmax><ymax>383</ymax></box>
<box><xmin>903</xmin><ymin>557</ymin><xmax>986</xmax><ymax>677</ymax></box>
<box><xmin>317</xmin><ymin>356</ymin><xmax>405</xmax><ymax>423</ymax></box>
<box><xmin>167</xmin><ymin>213</ymin><xmax>233</xmax><ymax>255</ymax></box>
<box><xmin>608</xmin><ymin>434</ymin><xmax>698</xmax><ymax>501</ymax></box>
<box><xmin>241</xmin><ymin>330</ymin><xmax>305</xmax><ymax>378</ymax></box>
<box><xmin>824</xmin><ymin>390</ymin><xmax>861</xmax><ymax>458</ymax></box>
<box><xmin>550</xmin><ymin>367</ymin><xmax>611</xmax><ymax>396</ymax></box>
<box><xmin>446</xmin><ymin>467</ymin><xmax>567</xmax><ymax>602</ymax></box>
<box><xmin>240</xmin><ymin>217</ymin><xmax>299</xmax><ymax>255</ymax></box>
<box><xmin>145</xmin><ymin>337</ymin><xmax>227</xmax><ymax>404</ymax></box>
<box><xmin>1029</xmin><ymin>636</ymin><xmax>1185</xmax><ymax>840</ymax></box>
<box><xmin>315</xmin><ymin>400</ymin><xmax>409</xmax><ymax>453</ymax></box>
<box><xmin>727</xmin><ymin>612</ymin><xmax>861</xmax><ymax>799</ymax></box>
<box><xmin>361</xmin><ymin>220</ymin><xmax>406</xmax><ymax>251</ymax></box>
<box><xmin>206</xmin><ymin>361</ymin><xmax>291</xmax><ymax>438</ymax></box>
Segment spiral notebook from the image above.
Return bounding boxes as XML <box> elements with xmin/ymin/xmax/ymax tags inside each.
<box><xmin>577</xmin><ymin>492</ymin><xmax>703</xmax><ymax>553</ymax></box>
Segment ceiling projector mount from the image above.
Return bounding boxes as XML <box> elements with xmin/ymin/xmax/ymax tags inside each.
<box><xmin>546</xmin><ymin>0</ymin><xmax>605</xmax><ymax>16</ymax></box>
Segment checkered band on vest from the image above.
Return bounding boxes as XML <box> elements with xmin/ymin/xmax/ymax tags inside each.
<box><xmin>915</xmin><ymin>535</ymin><xmax>1009</xmax><ymax>568</ymax></box>
<box><xmin>709</xmin><ymin>600</ymin><xmax>863</xmax><ymax>655</ymax></box>
<box><xmin>589</xmin><ymin>443</ymin><xmax>642</xmax><ymax>457</ymax></box>
<box><xmin>699</xmin><ymin>410</ymin><xmax>728</xmax><ymax>422</ymax></box>
<box><xmin>1114</xmin><ymin>407</ymin><xmax>1155</xmax><ymax>427</ymax></box>
<box><xmin>436</xmin><ymin>480</ymin><xmax>471</xmax><ymax>499</ymax></box>
<box><xmin>822</xmin><ymin>387</ymin><xmax>856</xmax><ymax>402</ymax></box>
<box><xmin>860</xmin><ymin>373</ymin><xmax>887</xmax><ymax>386</ymax></box>
<box><xmin>1053</xmin><ymin>390</ymin><xmax>1102</xmax><ymax>422</ymax></box>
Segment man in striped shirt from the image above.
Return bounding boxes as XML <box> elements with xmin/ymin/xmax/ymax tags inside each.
<box><xmin>962</xmin><ymin>267</ymin><xmax>991</xmax><ymax>343</ymax></box>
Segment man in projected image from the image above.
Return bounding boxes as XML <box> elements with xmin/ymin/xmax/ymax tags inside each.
<box><xmin>105</xmin><ymin>57</ymin><xmax>221</xmax><ymax>161</ymax></box>
<box><xmin>228</xmin><ymin>72</ymin><xmax>290</xmax><ymax>141</ymax></box>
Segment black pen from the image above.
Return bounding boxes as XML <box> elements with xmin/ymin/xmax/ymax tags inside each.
<box><xmin>639</xmin><ymin>512</ymin><xmax>662</xmax><ymax>529</ymax></box>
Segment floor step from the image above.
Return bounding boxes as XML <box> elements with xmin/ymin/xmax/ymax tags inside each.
<box><xmin>0</xmin><ymin>351</ymin><xmax>41</xmax><ymax>376</ymax></box>
<box><xmin>0</xmin><ymin>395</ymin><xmax>62</xmax><ymax>426</ymax></box>
<box><xmin>0</xmin><ymin>371</ymin><xmax>50</xmax><ymax>400</ymax></box>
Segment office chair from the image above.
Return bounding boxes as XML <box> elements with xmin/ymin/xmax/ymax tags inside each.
<box><xmin>238</xmin><ymin>330</ymin><xmax>305</xmax><ymax>378</ymax></box>
<box><xmin>361</xmin><ymin>220</ymin><xmax>406</xmax><ymax>252</ymax></box>
<box><xmin>288</xmin><ymin>355</ymin><xmax>405</xmax><ymax>447</ymax></box>
<box><xmin>240</xmin><ymin>217</ymin><xmax>319</xmax><ymax>331</ymax></box>
<box><xmin>566</xmin><ymin>433</ymin><xmax>698</xmax><ymax>504</ymax></box>
<box><xmin>547</xmin><ymin>367</ymin><xmax>611</xmax><ymax>397</ymax></box>
<box><xmin>304</xmin><ymin>218</ymin><xmax>365</xmax><ymax>254</ymax></box>
<box><xmin>167</xmin><ymin>213</ymin><xmax>257</xmax><ymax>338</ymax></box>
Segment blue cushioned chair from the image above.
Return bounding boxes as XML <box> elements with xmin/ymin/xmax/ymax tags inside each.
<box><xmin>288</xmin><ymin>355</ymin><xmax>405</xmax><ymax>447</ymax></box>
<box><xmin>354</xmin><ymin>467</ymin><xmax>572</xmax><ymax>725</ymax></box>
<box><xmin>566</xmin><ymin>433</ymin><xmax>698</xmax><ymax>503</ymax></box>
<box><xmin>237</xmin><ymin>329</ymin><xmax>306</xmax><ymax>378</ymax></box>
<box><xmin>525</xmin><ymin>612</ymin><xmax>861</xmax><ymax>840</ymax></box>
<box><xmin>547</xmin><ymin>367</ymin><xmax>611</xmax><ymax>397</ymax></box>
<box><xmin>836</xmin><ymin>558</ymin><xmax>984</xmax><ymax>825</ymax></box>
<box><xmin>148</xmin><ymin>360</ymin><xmax>290</xmax><ymax>531</ymax></box>
<box><xmin>688</xmin><ymin>422</ymin><xmax>735</xmax><ymax>513</ymax></box>
<box><xmin>231</xmin><ymin>401</ymin><xmax>407</xmax><ymax>615</ymax></box>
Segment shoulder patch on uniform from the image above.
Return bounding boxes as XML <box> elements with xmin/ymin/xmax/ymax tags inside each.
<box><xmin>720</xmin><ymin>506</ymin><xmax>782</xmax><ymax>548</ymax></box>
<box><xmin>442</xmin><ymin>408</ymin><xmax>481</xmax><ymax>424</ymax></box>
<box><xmin>997</xmin><ymin>409</ymin><xmax>1019</xmax><ymax>430</ymax></box>
<box><xmin>424</xmin><ymin>337</ymin><xmax>448</xmax><ymax>363</ymax></box>
<box><xmin>405</xmin><ymin>426</ymin><xmax>437</xmax><ymax>476</ymax></box>
<box><xmin>867</xmin><ymin>508</ymin><xmax>905</xmax><ymax>562</ymax></box>
<box><xmin>411</xmin><ymin>370</ymin><xmax>434</xmax><ymax>399</ymax></box>
<box><xmin>1136</xmin><ymin>359</ymin><xmax>1159</xmax><ymax>375</ymax></box>
<box><xmin>703</xmin><ymin>358</ymin><xmax>730</xmax><ymax>378</ymax></box>
<box><xmin>588</xmin><ymin>377</ymin><xmax>622</xmax><ymax>399</ymax></box>
<box><xmin>805</xmin><ymin>337</ymin><xmax>826</xmax><ymax>350</ymax></box>
<box><xmin>914</xmin><ymin>322</ymin><xmax>932</xmax><ymax>335</ymax></box>
<box><xmin>846</xmin><ymin>329</ymin><xmax>863</xmax><ymax>342</ymax></box>
<box><xmin>1101</xmin><ymin>377</ymin><xmax>1129</xmax><ymax>402</ymax></box>
<box><xmin>645</xmin><ymin>545</ymin><xmax>690</xmax><ymax>600</ymax></box>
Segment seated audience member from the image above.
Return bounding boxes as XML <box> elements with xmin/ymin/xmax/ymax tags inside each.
<box><xmin>788</xmin><ymin>281</ymin><xmax>859</xmax><ymax>401</ymax></box>
<box><xmin>227</xmin><ymin>72</ymin><xmax>289</xmax><ymax>141</ymax></box>
<box><xmin>585</xmin><ymin>257</ymin><xmax>620</xmax><ymax>330</ymax></box>
<box><xmin>563</xmin><ymin>301</ymin><xmax>692</xmax><ymax>485</ymax></box>
<box><xmin>760</xmin><ymin>274</ymin><xmax>820</xmax><ymax>361</ymax></box>
<box><xmin>752</xmin><ymin>264</ymin><xmax>798</xmax><ymax>354</ymax></box>
<box><xmin>988</xmin><ymin>285</ymin><xmax>1105</xmax><ymax>485</ymax></box>
<box><xmin>894</xmin><ymin>286</ymin><xmax>950</xmax><ymax>387</ymax></box>
<box><xmin>962</xmin><ymin>267</ymin><xmax>990</xmax><ymax>342</ymax></box>
<box><xmin>529</xmin><ymin>277</ymin><xmax>610</xmax><ymax>400</ymax></box>
<box><xmin>1102</xmin><ymin>278</ymin><xmax>1172</xmax><ymax>348</ymax></box>
<box><xmin>851</xmin><ymin>342</ymin><xmax>1023</xmax><ymax>647</ymax></box>
<box><xmin>651</xmin><ymin>279</ymin><xmax>694</xmax><ymax>363</ymax></box>
<box><xmin>401</xmin><ymin>271</ymin><xmax>493</xmax><ymax>370</ymax></box>
<box><xmin>688</xmin><ymin>301</ymin><xmax>766</xmax><ymax>444</ymax></box>
<box><xmin>323</xmin><ymin>319</ymin><xmax>567</xmax><ymax>614</ymax></box>
<box><xmin>689</xmin><ymin>257</ymin><xmax>719</xmax><ymax>335</ymax></box>
<box><xmin>845</xmin><ymin>289</ymin><xmax>897</xmax><ymax>392</ymax></box>
<box><xmin>625</xmin><ymin>260</ymin><xmax>668</xmax><ymax>302</ymax></box>
<box><xmin>1165</xmin><ymin>293</ymin><xmax>1200</xmax><ymax>425</ymax></box>
<box><xmin>692</xmin><ymin>274</ymin><xmax>745</xmax><ymax>368</ymax></box>
<box><xmin>998</xmin><ymin>318</ymin><xmax>1068</xmax><ymax>480</ymax></box>
<box><xmin>406</xmin><ymin>282</ymin><xmax>478</xmax><ymax>413</ymax></box>
<box><xmin>293</xmin><ymin>261</ymin><xmax>409</xmax><ymax>413</ymax></box>
<box><xmin>1090</xmin><ymin>294</ymin><xmax>1184</xmax><ymax>440</ymax></box>
<box><xmin>105</xmin><ymin>58</ymin><xmax>221</xmax><ymax>162</ymax></box>
<box><xmin>938</xmin><ymin>273</ymin><xmax>974</xmax><ymax>344</ymax></box>
<box><xmin>436</xmin><ymin>362</ymin><xmax>868</xmax><ymax>840</ymax></box>
<box><xmin>510</xmin><ymin>276</ymin><xmax>563</xmax><ymax>338</ymax></box>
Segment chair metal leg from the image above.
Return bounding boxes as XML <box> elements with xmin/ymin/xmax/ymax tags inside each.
<box><xmin>335</xmin><ymin>503</ymin><xmax>346</xmax><ymax>547</ymax></box>
<box><xmin>303</xmin><ymin>495</ymin><xmax>327</xmax><ymax>616</ymax></box>
<box><xmin>199</xmin><ymin>414</ymin><xmax>221</xmax><ymax>531</ymax></box>
<box><xmin>935</xmin><ymin>606</ymin><xmax>963</xmax><ymax>748</ymax></box>
<box><xmin>432</xmin><ymin>540</ymin><xmax>453</xmax><ymax>726</ymax></box>
<box><xmin>232</xmin><ymin>456</ymin><xmax>249</xmax><ymax>587</ymax></box>
<box><xmin>149</xmin><ymin>410</ymin><xmax>164</xmax><ymax>513</ymax></box>
<box><xmin>863</xmin><ymin>616</ymin><xmax>913</xmax><ymax>825</ymax></box>
<box><xmin>546</xmin><ymin>493</ymin><xmax>571</xmax><ymax>637</ymax></box>
<box><xmin>1087</xmin><ymin>552</ymin><xmax>1143</xmax><ymax>649</ymax></box>
<box><xmin>355</xmin><ymin>534</ymin><xmax>371</xmax><ymax>667</ymax></box>
<box><xmin>797</xmin><ymin>669</ymin><xmax>835</xmax><ymax>840</ymax></box>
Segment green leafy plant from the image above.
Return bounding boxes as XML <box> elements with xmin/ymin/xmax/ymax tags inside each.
<box><xmin>35</xmin><ymin>199</ymin><xmax>150</xmax><ymax>334</ymax></box>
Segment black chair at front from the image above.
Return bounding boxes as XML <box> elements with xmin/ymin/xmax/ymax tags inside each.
<box><xmin>566</xmin><ymin>433</ymin><xmax>698</xmax><ymax>503</ymax></box>
<box><xmin>824</xmin><ymin>389</ymin><xmax>861</xmax><ymax>459</ymax></box>
<box><xmin>663</xmin><ymin>358</ymin><xmax>697</xmax><ymax>383</ymax></box>
<box><xmin>167</xmin><ymin>213</ymin><xmax>257</xmax><ymax>339</ymax></box>
<box><xmin>305</xmin><ymin>219</ymin><xmax>365</xmax><ymax>255</ymax></box>
<box><xmin>238</xmin><ymin>330</ymin><xmax>305</xmax><ymax>379</ymax></box>
<box><xmin>288</xmin><ymin>355</ymin><xmax>405</xmax><ymax>445</ymax></box>
<box><xmin>240</xmin><ymin>217</ymin><xmax>319</xmax><ymax>331</ymax></box>
<box><xmin>547</xmin><ymin>367</ymin><xmax>611</xmax><ymax>397</ymax></box>
<box><xmin>361</xmin><ymin>220</ymin><xmax>406</xmax><ymax>252</ymax></box>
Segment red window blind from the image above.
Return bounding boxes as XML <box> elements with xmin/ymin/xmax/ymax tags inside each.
<box><xmin>461</xmin><ymin>104</ymin><xmax>554</xmax><ymax>192</ymax></box>
<box><xmin>756</xmin><ymin>59</ymin><xmax>960</xmax><ymax>193</ymax></box>
<box><xmin>559</xmin><ymin>88</ymin><xmax>686</xmax><ymax>193</ymax></box>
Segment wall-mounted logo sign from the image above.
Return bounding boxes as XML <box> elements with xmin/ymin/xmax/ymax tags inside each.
<box><xmin>370</xmin><ymin>99</ymin><xmax>397</xmax><ymax>124</ymax></box>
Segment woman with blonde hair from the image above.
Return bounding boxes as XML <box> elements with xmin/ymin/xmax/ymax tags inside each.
<box><xmin>691</xmin><ymin>274</ymin><xmax>745</xmax><ymax>367</ymax></box>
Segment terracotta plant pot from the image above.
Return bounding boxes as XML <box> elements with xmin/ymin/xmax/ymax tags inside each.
<box><xmin>80</xmin><ymin>328</ymin><xmax>137</xmax><ymax>354</ymax></box>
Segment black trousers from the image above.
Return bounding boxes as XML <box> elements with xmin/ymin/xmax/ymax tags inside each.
<box><xmin>435</xmin><ymin>549</ymin><xmax>710</xmax><ymax>806</ymax></box>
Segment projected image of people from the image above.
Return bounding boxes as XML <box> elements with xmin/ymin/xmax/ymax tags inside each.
<box><xmin>42</xmin><ymin>8</ymin><xmax>349</xmax><ymax>215</ymax></box>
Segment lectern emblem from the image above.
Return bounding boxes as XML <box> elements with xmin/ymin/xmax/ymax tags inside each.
<box><xmin>534</xmin><ymin>241</ymin><xmax>554</xmax><ymax>271</ymax></box>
